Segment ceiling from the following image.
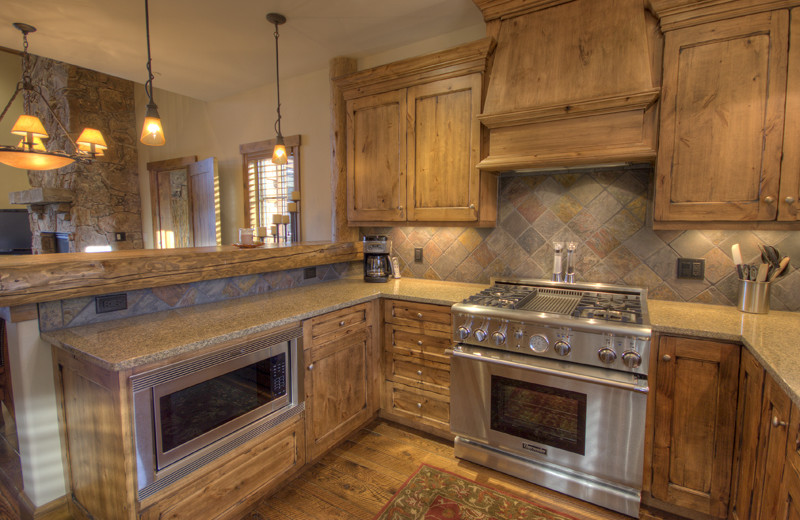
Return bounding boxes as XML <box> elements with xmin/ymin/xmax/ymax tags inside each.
<box><xmin>0</xmin><ymin>0</ymin><xmax>485</xmax><ymax>101</ymax></box>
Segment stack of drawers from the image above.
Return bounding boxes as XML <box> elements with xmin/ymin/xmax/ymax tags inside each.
<box><xmin>382</xmin><ymin>300</ymin><xmax>452</xmax><ymax>437</ymax></box>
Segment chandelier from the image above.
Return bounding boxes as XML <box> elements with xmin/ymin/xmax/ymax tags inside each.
<box><xmin>267</xmin><ymin>13</ymin><xmax>287</xmax><ymax>165</ymax></box>
<box><xmin>0</xmin><ymin>23</ymin><xmax>107</xmax><ymax>171</ymax></box>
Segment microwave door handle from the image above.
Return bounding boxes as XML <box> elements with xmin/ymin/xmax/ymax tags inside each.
<box><xmin>448</xmin><ymin>348</ymin><xmax>648</xmax><ymax>394</ymax></box>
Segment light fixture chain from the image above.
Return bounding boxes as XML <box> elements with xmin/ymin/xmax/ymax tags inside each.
<box><xmin>273</xmin><ymin>20</ymin><xmax>281</xmax><ymax>136</ymax></box>
<box><xmin>144</xmin><ymin>0</ymin><xmax>155</xmax><ymax>102</ymax></box>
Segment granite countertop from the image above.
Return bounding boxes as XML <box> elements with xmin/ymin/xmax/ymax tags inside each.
<box><xmin>41</xmin><ymin>278</ymin><xmax>486</xmax><ymax>371</ymax></box>
<box><xmin>647</xmin><ymin>300</ymin><xmax>800</xmax><ymax>407</ymax></box>
<box><xmin>42</xmin><ymin>278</ymin><xmax>800</xmax><ymax>406</ymax></box>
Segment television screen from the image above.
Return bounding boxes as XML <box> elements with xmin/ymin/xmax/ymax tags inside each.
<box><xmin>0</xmin><ymin>209</ymin><xmax>32</xmax><ymax>254</ymax></box>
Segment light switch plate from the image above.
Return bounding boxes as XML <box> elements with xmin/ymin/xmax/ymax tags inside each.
<box><xmin>677</xmin><ymin>258</ymin><xmax>705</xmax><ymax>280</ymax></box>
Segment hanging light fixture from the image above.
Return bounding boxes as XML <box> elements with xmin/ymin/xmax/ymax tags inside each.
<box><xmin>0</xmin><ymin>23</ymin><xmax>107</xmax><ymax>171</ymax></box>
<box><xmin>267</xmin><ymin>13</ymin><xmax>287</xmax><ymax>165</ymax></box>
<box><xmin>140</xmin><ymin>0</ymin><xmax>165</xmax><ymax>146</ymax></box>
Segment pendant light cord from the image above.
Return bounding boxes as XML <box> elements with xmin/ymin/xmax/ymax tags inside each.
<box><xmin>144</xmin><ymin>0</ymin><xmax>155</xmax><ymax>105</ymax></box>
<box><xmin>273</xmin><ymin>21</ymin><xmax>282</xmax><ymax>137</ymax></box>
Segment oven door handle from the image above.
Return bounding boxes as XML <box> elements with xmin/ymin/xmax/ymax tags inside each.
<box><xmin>447</xmin><ymin>348</ymin><xmax>648</xmax><ymax>393</ymax></box>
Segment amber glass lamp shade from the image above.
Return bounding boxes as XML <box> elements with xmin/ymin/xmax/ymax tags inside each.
<box><xmin>0</xmin><ymin>149</ymin><xmax>74</xmax><ymax>170</ymax></box>
<box><xmin>76</xmin><ymin>128</ymin><xmax>108</xmax><ymax>157</ymax></box>
<box><xmin>140</xmin><ymin>104</ymin><xmax>165</xmax><ymax>146</ymax></box>
<box><xmin>272</xmin><ymin>135</ymin><xmax>287</xmax><ymax>165</ymax></box>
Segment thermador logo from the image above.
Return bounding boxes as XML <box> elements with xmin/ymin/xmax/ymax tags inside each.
<box><xmin>522</xmin><ymin>443</ymin><xmax>547</xmax><ymax>455</ymax></box>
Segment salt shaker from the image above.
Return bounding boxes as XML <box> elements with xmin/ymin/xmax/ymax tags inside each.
<box><xmin>552</xmin><ymin>242</ymin><xmax>564</xmax><ymax>282</ymax></box>
<box><xmin>565</xmin><ymin>242</ymin><xmax>577</xmax><ymax>283</ymax></box>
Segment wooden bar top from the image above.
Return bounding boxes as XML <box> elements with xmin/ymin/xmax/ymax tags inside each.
<box><xmin>0</xmin><ymin>241</ymin><xmax>362</xmax><ymax>307</ymax></box>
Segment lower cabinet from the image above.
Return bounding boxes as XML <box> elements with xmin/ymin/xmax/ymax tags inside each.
<box><xmin>381</xmin><ymin>299</ymin><xmax>453</xmax><ymax>438</ymax></box>
<box><xmin>647</xmin><ymin>335</ymin><xmax>740</xmax><ymax>518</ymax></box>
<box><xmin>302</xmin><ymin>302</ymin><xmax>379</xmax><ymax>461</ymax></box>
<box><xmin>779</xmin><ymin>405</ymin><xmax>800</xmax><ymax>519</ymax></box>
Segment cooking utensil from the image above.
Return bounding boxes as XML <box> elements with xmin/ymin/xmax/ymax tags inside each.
<box><xmin>756</xmin><ymin>263</ymin><xmax>769</xmax><ymax>282</ymax></box>
<box><xmin>764</xmin><ymin>245</ymin><xmax>780</xmax><ymax>267</ymax></box>
<box><xmin>732</xmin><ymin>244</ymin><xmax>744</xmax><ymax>279</ymax></box>
<box><xmin>768</xmin><ymin>256</ymin><xmax>791</xmax><ymax>281</ymax></box>
<box><xmin>742</xmin><ymin>264</ymin><xmax>750</xmax><ymax>281</ymax></box>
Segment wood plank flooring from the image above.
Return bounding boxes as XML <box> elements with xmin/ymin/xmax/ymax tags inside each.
<box><xmin>242</xmin><ymin>419</ymin><xmax>679</xmax><ymax>520</ymax></box>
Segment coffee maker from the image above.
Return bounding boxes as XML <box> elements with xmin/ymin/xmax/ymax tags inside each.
<box><xmin>363</xmin><ymin>235</ymin><xmax>392</xmax><ymax>283</ymax></box>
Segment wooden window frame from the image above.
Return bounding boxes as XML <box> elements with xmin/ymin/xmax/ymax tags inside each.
<box><xmin>240</xmin><ymin>135</ymin><xmax>301</xmax><ymax>237</ymax></box>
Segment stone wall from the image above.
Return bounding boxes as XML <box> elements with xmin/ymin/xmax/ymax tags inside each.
<box><xmin>25</xmin><ymin>54</ymin><xmax>143</xmax><ymax>252</ymax></box>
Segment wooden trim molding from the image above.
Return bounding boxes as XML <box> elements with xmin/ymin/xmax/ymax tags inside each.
<box><xmin>334</xmin><ymin>38</ymin><xmax>495</xmax><ymax>100</ymax></box>
<box><xmin>19</xmin><ymin>490</ymin><xmax>69</xmax><ymax>520</ymax></box>
<box><xmin>0</xmin><ymin>241</ymin><xmax>362</xmax><ymax>307</ymax></box>
<box><xmin>472</xmin><ymin>0</ymin><xmax>576</xmax><ymax>21</ymax></box>
<box><xmin>648</xmin><ymin>0</ymin><xmax>800</xmax><ymax>31</ymax></box>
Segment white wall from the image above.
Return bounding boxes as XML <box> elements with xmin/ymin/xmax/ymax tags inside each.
<box><xmin>134</xmin><ymin>23</ymin><xmax>487</xmax><ymax>247</ymax></box>
<box><xmin>0</xmin><ymin>51</ymin><xmax>33</xmax><ymax>209</ymax></box>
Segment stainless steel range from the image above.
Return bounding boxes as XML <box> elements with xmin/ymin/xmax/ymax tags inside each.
<box><xmin>449</xmin><ymin>279</ymin><xmax>651</xmax><ymax>517</ymax></box>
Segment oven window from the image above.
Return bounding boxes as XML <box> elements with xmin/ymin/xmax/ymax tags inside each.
<box><xmin>159</xmin><ymin>353</ymin><xmax>286</xmax><ymax>454</ymax></box>
<box><xmin>490</xmin><ymin>375</ymin><xmax>586</xmax><ymax>455</ymax></box>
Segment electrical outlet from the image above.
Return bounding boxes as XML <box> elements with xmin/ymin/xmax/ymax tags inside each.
<box><xmin>95</xmin><ymin>293</ymin><xmax>127</xmax><ymax>314</ymax></box>
<box><xmin>677</xmin><ymin>258</ymin><xmax>705</xmax><ymax>280</ymax></box>
<box><xmin>114</xmin><ymin>232</ymin><xmax>126</xmax><ymax>242</ymax></box>
<box><xmin>303</xmin><ymin>267</ymin><xmax>316</xmax><ymax>279</ymax></box>
<box><xmin>414</xmin><ymin>248</ymin><xmax>423</xmax><ymax>263</ymax></box>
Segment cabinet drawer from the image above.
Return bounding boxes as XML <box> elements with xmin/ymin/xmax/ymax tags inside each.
<box><xmin>384</xmin><ymin>300</ymin><xmax>451</xmax><ymax>333</ymax></box>
<box><xmin>388</xmin><ymin>325</ymin><xmax>452</xmax><ymax>364</ymax></box>
<box><xmin>389</xmin><ymin>382</ymin><xmax>450</xmax><ymax>426</ymax></box>
<box><xmin>309</xmin><ymin>303</ymin><xmax>367</xmax><ymax>343</ymax></box>
<box><xmin>390</xmin><ymin>354</ymin><xmax>450</xmax><ymax>395</ymax></box>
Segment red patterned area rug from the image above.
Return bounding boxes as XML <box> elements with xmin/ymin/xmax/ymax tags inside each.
<box><xmin>373</xmin><ymin>464</ymin><xmax>581</xmax><ymax>520</ymax></box>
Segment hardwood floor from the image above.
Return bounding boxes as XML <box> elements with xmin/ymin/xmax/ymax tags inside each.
<box><xmin>242</xmin><ymin>419</ymin><xmax>679</xmax><ymax>520</ymax></box>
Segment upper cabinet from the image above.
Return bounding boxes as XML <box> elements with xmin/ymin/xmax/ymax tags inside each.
<box><xmin>336</xmin><ymin>38</ymin><xmax>497</xmax><ymax>227</ymax></box>
<box><xmin>652</xmin><ymin>2</ymin><xmax>800</xmax><ymax>226</ymax></box>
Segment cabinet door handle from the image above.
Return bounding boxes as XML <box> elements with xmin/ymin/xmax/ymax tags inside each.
<box><xmin>417</xmin><ymin>370</ymin><xmax>423</xmax><ymax>376</ymax></box>
<box><xmin>662</xmin><ymin>354</ymin><xmax>671</xmax><ymax>362</ymax></box>
<box><xmin>416</xmin><ymin>402</ymin><xmax>422</xmax><ymax>409</ymax></box>
<box><xmin>417</xmin><ymin>340</ymin><xmax>423</xmax><ymax>346</ymax></box>
<box><xmin>398</xmin><ymin>205</ymin><xmax>404</xmax><ymax>210</ymax></box>
<box><xmin>417</xmin><ymin>313</ymin><xmax>423</xmax><ymax>319</ymax></box>
<box><xmin>772</xmin><ymin>416</ymin><xmax>788</xmax><ymax>428</ymax></box>
<box><xmin>469</xmin><ymin>204</ymin><xmax>475</xmax><ymax>210</ymax></box>
<box><xmin>786</xmin><ymin>196</ymin><xmax>796</xmax><ymax>204</ymax></box>
<box><xmin>339</xmin><ymin>320</ymin><xmax>345</xmax><ymax>326</ymax></box>
<box><xmin>765</xmin><ymin>196</ymin><xmax>775</xmax><ymax>204</ymax></box>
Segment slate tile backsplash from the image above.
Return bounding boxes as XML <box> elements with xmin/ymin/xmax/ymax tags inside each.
<box><xmin>364</xmin><ymin>165</ymin><xmax>800</xmax><ymax>312</ymax></box>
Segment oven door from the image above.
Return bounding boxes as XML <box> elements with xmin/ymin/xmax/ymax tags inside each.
<box><xmin>450</xmin><ymin>344</ymin><xmax>648</xmax><ymax>490</ymax></box>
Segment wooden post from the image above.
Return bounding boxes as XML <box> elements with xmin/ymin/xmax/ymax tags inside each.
<box><xmin>330</xmin><ymin>57</ymin><xmax>358</xmax><ymax>243</ymax></box>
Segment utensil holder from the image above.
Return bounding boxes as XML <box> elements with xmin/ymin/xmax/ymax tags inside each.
<box><xmin>737</xmin><ymin>279</ymin><xmax>770</xmax><ymax>314</ymax></box>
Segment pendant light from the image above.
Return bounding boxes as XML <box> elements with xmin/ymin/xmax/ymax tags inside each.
<box><xmin>0</xmin><ymin>23</ymin><xmax>107</xmax><ymax>170</ymax></box>
<box><xmin>267</xmin><ymin>13</ymin><xmax>287</xmax><ymax>165</ymax></box>
<box><xmin>140</xmin><ymin>0</ymin><xmax>165</xmax><ymax>146</ymax></box>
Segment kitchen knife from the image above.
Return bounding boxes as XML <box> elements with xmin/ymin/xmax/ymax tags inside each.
<box><xmin>731</xmin><ymin>244</ymin><xmax>744</xmax><ymax>279</ymax></box>
<box><xmin>756</xmin><ymin>263</ymin><xmax>769</xmax><ymax>282</ymax></box>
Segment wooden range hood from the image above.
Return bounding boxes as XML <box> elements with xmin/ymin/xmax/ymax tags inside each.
<box><xmin>475</xmin><ymin>0</ymin><xmax>662</xmax><ymax>171</ymax></box>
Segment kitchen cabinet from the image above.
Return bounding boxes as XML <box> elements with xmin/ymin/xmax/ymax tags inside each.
<box><xmin>648</xmin><ymin>335</ymin><xmax>740</xmax><ymax>518</ymax></box>
<box><xmin>338</xmin><ymin>38</ymin><xmax>497</xmax><ymax>226</ymax></box>
<box><xmin>778</xmin><ymin>402</ymin><xmax>800</xmax><ymax>519</ymax></box>
<box><xmin>654</xmin><ymin>7</ymin><xmax>800</xmax><ymax>226</ymax></box>
<box><xmin>381</xmin><ymin>300</ymin><xmax>453</xmax><ymax>438</ymax></box>
<box><xmin>302</xmin><ymin>302</ymin><xmax>379</xmax><ymax>461</ymax></box>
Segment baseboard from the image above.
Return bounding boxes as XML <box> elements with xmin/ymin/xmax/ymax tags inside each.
<box><xmin>19</xmin><ymin>491</ymin><xmax>70</xmax><ymax>520</ymax></box>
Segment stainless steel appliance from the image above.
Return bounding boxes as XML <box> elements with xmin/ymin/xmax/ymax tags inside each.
<box><xmin>363</xmin><ymin>235</ymin><xmax>392</xmax><ymax>283</ymax></box>
<box><xmin>449</xmin><ymin>279</ymin><xmax>651</xmax><ymax>517</ymax></box>
<box><xmin>131</xmin><ymin>326</ymin><xmax>303</xmax><ymax>500</ymax></box>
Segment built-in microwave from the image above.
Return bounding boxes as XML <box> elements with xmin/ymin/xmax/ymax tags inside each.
<box><xmin>131</xmin><ymin>326</ymin><xmax>303</xmax><ymax>500</ymax></box>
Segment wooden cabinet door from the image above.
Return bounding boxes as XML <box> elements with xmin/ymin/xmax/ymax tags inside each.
<box><xmin>304</xmin><ymin>327</ymin><xmax>372</xmax><ymax>461</ymax></box>
<box><xmin>779</xmin><ymin>403</ymin><xmax>800</xmax><ymax>519</ymax></box>
<box><xmin>346</xmin><ymin>90</ymin><xmax>406</xmax><ymax>222</ymax></box>
<box><xmin>651</xmin><ymin>336</ymin><xmax>739</xmax><ymax>518</ymax></box>
<box><xmin>730</xmin><ymin>348</ymin><xmax>766</xmax><ymax>520</ymax></box>
<box><xmin>406</xmin><ymin>74</ymin><xmax>481</xmax><ymax>222</ymax></box>
<box><xmin>779</xmin><ymin>7</ymin><xmax>800</xmax><ymax>221</ymax></box>
<box><xmin>655</xmin><ymin>11</ymin><xmax>789</xmax><ymax>222</ymax></box>
<box><xmin>753</xmin><ymin>374</ymin><xmax>793</xmax><ymax>520</ymax></box>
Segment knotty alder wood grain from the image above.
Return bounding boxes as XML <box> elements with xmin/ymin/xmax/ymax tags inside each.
<box><xmin>330</xmin><ymin>57</ymin><xmax>359</xmax><ymax>243</ymax></box>
<box><xmin>0</xmin><ymin>241</ymin><xmax>362</xmax><ymax>307</ymax></box>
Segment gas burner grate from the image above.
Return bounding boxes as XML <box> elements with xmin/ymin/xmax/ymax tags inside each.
<box><xmin>516</xmin><ymin>288</ymin><xmax>583</xmax><ymax>315</ymax></box>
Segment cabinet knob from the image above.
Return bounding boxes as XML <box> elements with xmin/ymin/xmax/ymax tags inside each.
<box><xmin>339</xmin><ymin>320</ymin><xmax>345</xmax><ymax>327</ymax></box>
<box><xmin>417</xmin><ymin>340</ymin><xmax>423</xmax><ymax>346</ymax></box>
<box><xmin>786</xmin><ymin>196</ymin><xmax>797</xmax><ymax>204</ymax></box>
<box><xmin>662</xmin><ymin>354</ymin><xmax>672</xmax><ymax>362</ymax></box>
<box><xmin>765</xmin><ymin>196</ymin><xmax>775</xmax><ymax>204</ymax></box>
<box><xmin>416</xmin><ymin>402</ymin><xmax>422</xmax><ymax>409</ymax></box>
<box><xmin>417</xmin><ymin>313</ymin><xmax>423</xmax><ymax>318</ymax></box>
<box><xmin>398</xmin><ymin>205</ymin><xmax>404</xmax><ymax>210</ymax></box>
<box><xmin>307</xmin><ymin>363</ymin><xmax>314</xmax><ymax>371</ymax></box>
<box><xmin>417</xmin><ymin>370</ymin><xmax>423</xmax><ymax>376</ymax></box>
<box><xmin>772</xmin><ymin>416</ymin><xmax>788</xmax><ymax>428</ymax></box>
<box><xmin>469</xmin><ymin>204</ymin><xmax>475</xmax><ymax>210</ymax></box>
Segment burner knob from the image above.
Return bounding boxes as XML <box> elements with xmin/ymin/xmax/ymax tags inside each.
<box><xmin>553</xmin><ymin>341</ymin><xmax>571</xmax><ymax>356</ymax></box>
<box><xmin>474</xmin><ymin>328</ymin><xmax>488</xmax><ymax>342</ymax></box>
<box><xmin>622</xmin><ymin>351</ymin><xmax>642</xmax><ymax>369</ymax></box>
<box><xmin>598</xmin><ymin>348</ymin><xmax>617</xmax><ymax>364</ymax></box>
<box><xmin>529</xmin><ymin>334</ymin><xmax>549</xmax><ymax>353</ymax></box>
<box><xmin>491</xmin><ymin>330</ymin><xmax>506</xmax><ymax>346</ymax></box>
<box><xmin>456</xmin><ymin>326</ymin><xmax>471</xmax><ymax>341</ymax></box>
